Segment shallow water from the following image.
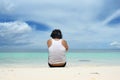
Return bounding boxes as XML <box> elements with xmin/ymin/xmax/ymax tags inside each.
<box><xmin>0</xmin><ymin>52</ymin><xmax>120</xmax><ymax>67</ymax></box>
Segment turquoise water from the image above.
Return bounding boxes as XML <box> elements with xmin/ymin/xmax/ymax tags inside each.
<box><xmin>0</xmin><ymin>52</ymin><xmax>120</xmax><ymax>67</ymax></box>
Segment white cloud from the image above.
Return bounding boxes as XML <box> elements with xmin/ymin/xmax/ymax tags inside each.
<box><xmin>110</xmin><ymin>41</ymin><xmax>120</xmax><ymax>48</ymax></box>
<box><xmin>102</xmin><ymin>9</ymin><xmax>120</xmax><ymax>25</ymax></box>
<box><xmin>0</xmin><ymin>21</ymin><xmax>32</xmax><ymax>35</ymax></box>
<box><xmin>0</xmin><ymin>21</ymin><xmax>51</xmax><ymax>49</ymax></box>
<box><xmin>0</xmin><ymin>21</ymin><xmax>32</xmax><ymax>47</ymax></box>
<box><xmin>10</xmin><ymin>0</ymin><xmax>103</xmax><ymax>24</ymax></box>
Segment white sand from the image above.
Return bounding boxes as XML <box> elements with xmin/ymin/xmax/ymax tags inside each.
<box><xmin>0</xmin><ymin>66</ymin><xmax>120</xmax><ymax>80</ymax></box>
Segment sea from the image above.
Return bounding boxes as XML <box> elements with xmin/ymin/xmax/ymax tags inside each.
<box><xmin>0</xmin><ymin>50</ymin><xmax>120</xmax><ymax>67</ymax></box>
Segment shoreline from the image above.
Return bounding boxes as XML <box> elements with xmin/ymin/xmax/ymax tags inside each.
<box><xmin>0</xmin><ymin>64</ymin><xmax>120</xmax><ymax>68</ymax></box>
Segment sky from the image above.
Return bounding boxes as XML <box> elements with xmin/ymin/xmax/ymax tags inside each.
<box><xmin>0</xmin><ymin>0</ymin><xmax>120</xmax><ymax>51</ymax></box>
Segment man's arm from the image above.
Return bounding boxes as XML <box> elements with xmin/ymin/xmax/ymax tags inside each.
<box><xmin>62</xmin><ymin>40</ymin><xmax>69</xmax><ymax>51</ymax></box>
<box><xmin>47</xmin><ymin>39</ymin><xmax>52</xmax><ymax>48</ymax></box>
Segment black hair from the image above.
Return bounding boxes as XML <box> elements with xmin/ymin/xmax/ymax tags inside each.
<box><xmin>50</xmin><ymin>29</ymin><xmax>62</xmax><ymax>39</ymax></box>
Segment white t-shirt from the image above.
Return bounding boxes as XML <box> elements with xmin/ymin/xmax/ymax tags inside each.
<box><xmin>48</xmin><ymin>39</ymin><xmax>66</xmax><ymax>64</ymax></box>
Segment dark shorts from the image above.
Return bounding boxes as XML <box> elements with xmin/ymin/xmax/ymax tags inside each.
<box><xmin>48</xmin><ymin>62</ymin><xmax>66</xmax><ymax>67</ymax></box>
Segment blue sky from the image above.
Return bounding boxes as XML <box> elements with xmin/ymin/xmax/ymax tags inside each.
<box><xmin>0</xmin><ymin>0</ymin><xmax>120</xmax><ymax>51</ymax></box>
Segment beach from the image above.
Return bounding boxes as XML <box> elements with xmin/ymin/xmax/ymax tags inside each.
<box><xmin>0</xmin><ymin>66</ymin><xmax>120</xmax><ymax>80</ymax></box>
<box><xmin>0</xmin><ymin>52</ymin><xmax>120</xmax><ymax>80</ymax></box>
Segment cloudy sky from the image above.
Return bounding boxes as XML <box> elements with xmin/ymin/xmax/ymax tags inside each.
<box><xmin>0</xmin><ymin>0</ymin><xmax>120</xmax><ymax>51</ymax></box>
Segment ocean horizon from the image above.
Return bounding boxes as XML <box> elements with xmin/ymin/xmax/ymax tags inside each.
<box><xmin>0</xmin><ymin>49</ymin><xmax>120</xmax><ymax>52</ymax></box>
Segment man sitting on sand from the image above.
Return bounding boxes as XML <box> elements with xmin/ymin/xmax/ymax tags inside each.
<box><xmin>47</xmin><ymin>29</ymin><xmax>68</xmax><ymax>67</ymax></box>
